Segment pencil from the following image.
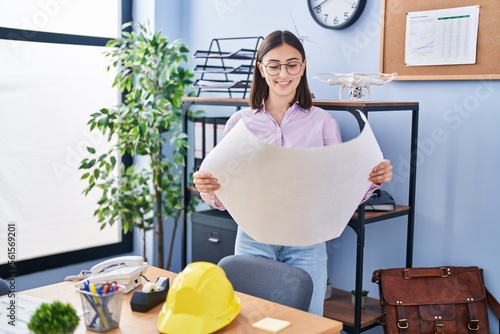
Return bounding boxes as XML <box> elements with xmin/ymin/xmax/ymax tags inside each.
<box><xmin>89</xmin><ymin>283</ymin><xmax>110</xmax><ymax>330</ymax></box>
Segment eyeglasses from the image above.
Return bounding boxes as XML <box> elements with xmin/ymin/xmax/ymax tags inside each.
<box><xmin>261</xmin><ymin>61</ymin><xmax>303</xmax><ymax>76</ymax></box>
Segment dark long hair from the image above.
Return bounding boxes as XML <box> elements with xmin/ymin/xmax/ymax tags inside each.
<box><xmin>249</xmin><ymin>30</ymin><xmax>313</xmax><ymax>110</ymax></box>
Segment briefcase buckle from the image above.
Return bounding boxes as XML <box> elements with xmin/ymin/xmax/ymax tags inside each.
<box><xmin>468</xmin><ymin>319</ymin><xmax>480</xmax><ymax>331</ymax></box>
<box><xmin>434</xmin><ymin>323</ymin><xmax>444</xmax><ymax>334</ymax></box>
<box><xmin>397</xmin><ymin>319</ymin><xmax>409</xmax><ymax>329</ymax></box>
<box><xmin>440</xmin><ymin>267</ymin><xmax>450</xmax><ymax>277</ymax></box>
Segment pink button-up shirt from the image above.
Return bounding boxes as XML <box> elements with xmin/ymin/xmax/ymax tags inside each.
<box><xmin>200</xmin><ymin>103</ymin><xmax>377</xmax><ymax>210</ymax></box>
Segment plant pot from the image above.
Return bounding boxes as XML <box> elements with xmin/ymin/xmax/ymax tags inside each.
<box><xmin>351</xmin><ymin>294</ymin><xmax>367</xmax><ymax>309</ymax></box>
<box><xmin>324</xmin><ymin>283</ymin><xmax>332</xmax><ymax>299</ymax></box>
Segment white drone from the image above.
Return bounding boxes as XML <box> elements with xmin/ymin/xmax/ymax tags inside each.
<box><xmin>314</xmin><ymin>72</ymin><xmax>397</xmax><ymax>101</ymax></box>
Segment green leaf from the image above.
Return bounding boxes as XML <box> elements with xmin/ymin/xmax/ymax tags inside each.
<box><xmin>28</xmin><ymin>301</ymin><xmax>79</xmax><ymax>334</ymax></box>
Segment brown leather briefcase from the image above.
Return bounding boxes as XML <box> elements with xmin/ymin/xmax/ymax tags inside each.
<box><xmin>372</xmin><ymin>266</ymin><xmax>500</xmax><ymax>334</ymax></box>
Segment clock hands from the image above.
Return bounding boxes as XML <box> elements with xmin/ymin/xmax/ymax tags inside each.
<box><xmin>309</xmin><ymin>0</ymin><xmax>365</xmax><ymax>29</ymax></box>
<box><xmin>344</xmin><ymin>0</ymin><xmax>358</xmax><ymax>9</ymax></box>
<box><xmin>313</xmin><ymin>0</ymin><xmax>331</xmax><ymax>11</ymax></box>
<box><xmin>314</xmin><ymin>0</ymin><xmax>355</xmax><ymax>12</ymax></box>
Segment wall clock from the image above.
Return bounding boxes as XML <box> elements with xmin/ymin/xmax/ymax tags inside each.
<box><xmin>308</xmin><ymin>0</ymin><xmax>367</xmax><ymax>30</ymax></box>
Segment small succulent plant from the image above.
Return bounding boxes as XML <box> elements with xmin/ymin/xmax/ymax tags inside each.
<box><xmin>351</xmin><ymin>289</ymin><xmax>369</xmax><ymax>296</ymax></box>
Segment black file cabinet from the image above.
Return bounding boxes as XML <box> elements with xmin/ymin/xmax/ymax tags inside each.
<box><xmin>191</xmin><ymin>209</ymin><xmax>237</xmax><ymax>264</ymax></box>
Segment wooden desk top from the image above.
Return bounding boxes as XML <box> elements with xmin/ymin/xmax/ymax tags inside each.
<box><xmin>21</xmin><ymin>266</ymin><xmax>342</xmax><ymax>334</ymax></box>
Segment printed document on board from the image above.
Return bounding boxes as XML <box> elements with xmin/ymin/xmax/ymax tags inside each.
<box><xmin>405</xmin><ymin>6</ymin><xmax>480</xmax><ymax>66</ymax></box>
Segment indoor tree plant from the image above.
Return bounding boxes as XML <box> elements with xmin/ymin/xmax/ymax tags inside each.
<box><xmin>80</xmin><ymin>22</ymin><xmax>200</xmax><ymax>270</ymax></box>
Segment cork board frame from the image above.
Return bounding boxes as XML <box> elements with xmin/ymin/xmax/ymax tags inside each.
<box><xmin>380</xmin><ymin>0</ymin><xmax>500</xmax><ymax>81</ymax></box>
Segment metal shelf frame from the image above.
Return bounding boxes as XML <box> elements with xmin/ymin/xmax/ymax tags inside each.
<box><xmin>180</xmin><ymin>98</ymin><xmax>419</xmax><ymax>334</ymax></box>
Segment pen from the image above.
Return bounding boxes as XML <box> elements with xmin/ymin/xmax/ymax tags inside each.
<box><xmin>83</xmin><ymin>294</ymin><xmax>100</xmax><ymax>327</ymax></box>
<box><xmin>109</xmin><ymin>281</ymin><xmax>118</xmax><ymax>293</ymax></box>
<box><xmin>89</xmin><ymin>282</ymin><xmax>110</xmax><ymax>330</ymax></box>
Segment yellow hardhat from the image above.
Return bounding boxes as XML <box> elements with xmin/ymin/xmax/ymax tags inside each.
<box><xmin>157</xmin><ymin>262</ymin><xmax>240</xmax><ymax>334</ymax></box>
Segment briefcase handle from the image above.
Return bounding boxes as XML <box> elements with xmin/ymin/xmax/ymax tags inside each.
<box><xmin>403</xmin><ymin>267</ymin><xmax>451</xmax><ymax>279</ymax></box>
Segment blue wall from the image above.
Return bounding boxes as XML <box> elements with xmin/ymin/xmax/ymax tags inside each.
<box><xmin>156</xmin><ymin>1</ymin><xmax>500</xmax><ymax>332</ymax></box>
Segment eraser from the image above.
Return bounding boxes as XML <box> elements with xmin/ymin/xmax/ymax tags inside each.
<box><xmin>142</xmin><ymin>282</ymin><xmax>158</xmax><ymax>293</ymax></box>
<box><xmin>252</xmin><ymin>317</ymin><xmax>291</xmax><ymax>333</ymax></box>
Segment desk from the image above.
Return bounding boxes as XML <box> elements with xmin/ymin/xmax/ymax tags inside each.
<box><xmin>21</xmin><ymin>266</ymin><xmax>342</xmax><ymax>334</ymax></box>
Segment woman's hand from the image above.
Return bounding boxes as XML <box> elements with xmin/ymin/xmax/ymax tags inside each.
<box><xmin>369</xmin><ymin>159</ymin><xmax>393</xmax><ymax>185</ymax></box>
<box><xmin>193</xmin><ymin>171</ymin><xmax>220</xmax><ymax>193</ymax></box>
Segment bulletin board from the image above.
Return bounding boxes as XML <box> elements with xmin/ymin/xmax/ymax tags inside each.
<box><xmin>380</xmin><ymin>0</ymin><xmax>500</xmax><ymax>80</ymax></box>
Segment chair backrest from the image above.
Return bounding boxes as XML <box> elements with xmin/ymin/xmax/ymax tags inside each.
<box><xmin>217</xmin><ymin>255</ymin><xmax>313</xmax><ymax>312</ymax></box>
<box><xmin>0</xmin><ymin>278</ymin><xmax>9</xmax><ymax>296</ymax></box>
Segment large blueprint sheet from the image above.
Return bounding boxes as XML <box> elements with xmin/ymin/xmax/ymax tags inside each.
<box><xmin>200</xmin><ymin>112</ymin><xmax>383</xmax><ymax>246</ymax></box>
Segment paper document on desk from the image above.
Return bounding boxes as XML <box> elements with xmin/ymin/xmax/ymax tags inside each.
<box><xmin>199</xmin><ymin>112</ymin><xmax>383</xmax><ymax>246</ymax></box>
<box><xmin>0</xmin><ymin>294</ymin><xmax>84</xmax><ymax>333</ymax></box>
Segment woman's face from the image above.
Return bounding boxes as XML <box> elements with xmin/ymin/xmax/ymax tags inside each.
<box><xmin>258</xmin><ymin>43</ymin><xmax>306</xmax><ymax>103</ymax></box>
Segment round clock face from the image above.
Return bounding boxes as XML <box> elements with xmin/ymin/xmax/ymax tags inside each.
<box><xmin>308</xmin><ymin>0</ymin><xmax>367</xmax><ymax>30</ymax></box>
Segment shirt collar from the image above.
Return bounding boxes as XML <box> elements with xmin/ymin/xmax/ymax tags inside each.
<box><xmin>254</xmin><ymin>100</ymin><xmax>308</xmax><ymax>114</ymax></box>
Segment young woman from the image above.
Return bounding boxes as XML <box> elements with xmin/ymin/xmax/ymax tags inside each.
<box><xmin>193</xmin><ymin>30</ymin><xmax>393</xmax><ymax>315</ymax></box>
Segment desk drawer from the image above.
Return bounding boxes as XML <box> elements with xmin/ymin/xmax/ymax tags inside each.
<box><xmin>191</xmin><ymin>210</ymin><xmax>237</xmax><ymax>264</ymax></box>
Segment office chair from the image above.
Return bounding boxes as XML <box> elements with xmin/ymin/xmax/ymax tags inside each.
<box><xmin>0</xmin><ymin>278</ymin><xmax>9</xmax><ymax>296</ymax></box>
<box><xmin>217</xmin><ymin>255</ymin><xmax>313</xmax><ymax>312</ymax></box>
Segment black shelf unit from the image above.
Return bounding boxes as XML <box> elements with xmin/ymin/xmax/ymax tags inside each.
<box><xmin>192</xmin><ymin>36</ymin><xmax>263</xmax><ymax>99</ymax></box>
<box><xmin>309</xmin><ymin>100</ymin><xmax>419</xmax><ymax>334</ymax></box>
<box><xmin>192</xmin><ymin>116</ymin><xmax>229</xmax><ymax>170</ymax></box>
<box><xmin>180</xmin><ymin>98</ymin><xmax>419</xmax><ymax>334</ymax></box>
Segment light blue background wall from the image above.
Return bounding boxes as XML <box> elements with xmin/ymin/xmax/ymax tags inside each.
<box><xmin>154</xmin><ymin>1</ymin><xmax>500</xmax><ymax>332</ymax></box>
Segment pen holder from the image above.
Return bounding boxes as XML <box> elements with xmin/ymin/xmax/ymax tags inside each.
<box><xmin>79</xmin><ymin>288</ymin><xmax>124</xmax><ymax>332</ymax></box>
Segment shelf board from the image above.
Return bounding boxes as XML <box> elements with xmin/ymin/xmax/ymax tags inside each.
<box><xmin>323</xmin><ymin>288</ymin><xmax>381</xmax><ymax>328</ymax></box>
<box><xmin>194</xmin><ymin>64</ymin><xmax>235</xmax><ymax>73</ymax></box>
<box><xmin>193</xmin><ymin>79</ymin><xmax>251</xmax><ymax>89</ymax></box>
<box><xmin>187</xmin><ymin>185</ymin><xmax>198</xmax><ymax>193</ymax></box>
<box><xmin>182</xmin><ymin>97</ymin><xmax>418</xmax><ymax>109</ymax></box>
<box><xmin>352</xmin><ymin>204</ymin><xmax>410</xmax><ymax>220</ymax></box>
<box><xmin>193</xmin><ymin>48</ymin><xmax>256</xmax><ymax>60</ymax></box>
<box><xmin>194</xmin><ymin>64</ymin><xmax>254</xmax><ymax>75</ymax></box>
<box><xmin>187</xmin><ymin>186</ymin><xmax>410</xmax><ymax>223</ymax></box>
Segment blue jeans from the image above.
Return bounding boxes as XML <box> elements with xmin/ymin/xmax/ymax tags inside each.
<box><xmin>234</xmin><ymin>228</ymin><xmax>327</xmax><ymax>316</ymax></box>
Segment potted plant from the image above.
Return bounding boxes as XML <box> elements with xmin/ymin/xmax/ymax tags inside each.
<box><xmin>28</xmin><ymin>301</ymin><xmax>79</xmax><ymax>334</ymax></box>
<box><xmin>79</xmin><ymin>22</ymin><xmax>201</xmax><ymax>269</ymax></box>
<box><xmin>350</xmin><ymin>289</ymin><xmax>369</xmax><ymax>309</ymax></box>
<box><xmin>325</xmin><ymin>278</ymin><xmax>332</xmax><ymax>299</ymax></box>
